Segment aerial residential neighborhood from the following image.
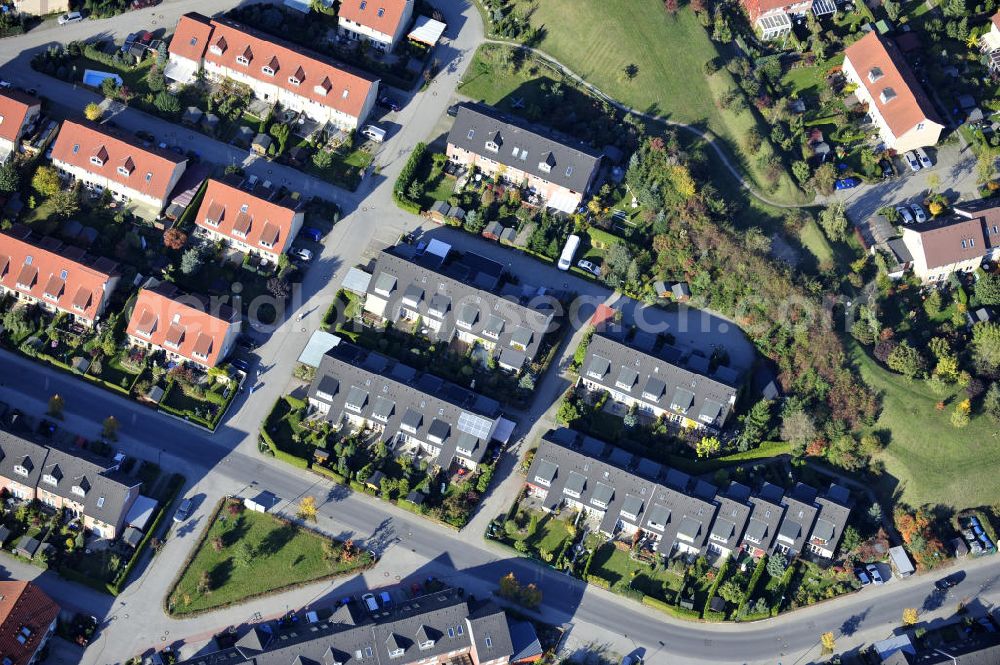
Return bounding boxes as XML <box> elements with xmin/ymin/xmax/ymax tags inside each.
<box><xmin>1</xmin><ymin>0</ymin><xmax>1000</xmax><ymax>663</ymax></box>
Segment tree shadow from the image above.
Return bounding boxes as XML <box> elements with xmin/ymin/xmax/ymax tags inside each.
<box><xmin>923</xmin><ymin>588</ymin><xmax>947</xmax><ymax>612</ymax></box>
<box><xmin>221</xmin><ymin>515</ymin><xmax>250</xmax><ymax>547</ymax></box>
<box><xmin>209</xmin><ymin>558</ymin><xmax>233</xmax><ymax>590</ymax></box>
<box><xmin>840</xmin><ymin>607</ymin><xmax>869</xmax><ymax>636</ymax></box>
<box><xmin>257</xmin><ymin>523</ymin><xmax>297</xmax><ymax>557</ymax></box>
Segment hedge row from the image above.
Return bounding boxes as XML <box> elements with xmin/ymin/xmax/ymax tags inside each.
<box><xmin>736</xmin><ymin>554</ymin><xmax>768</xmax><ymax>618</ymax></box>
<box><xmin>642</xmin><ymin>595</ymin><xmax>701</xmax><ymax>619</ymax></box>
<box><xmin>703</xmin><ymin>558</ymin><xmax>729</xmax><ymax>618</ymax></box>
<box><xmin>392</xmin><ymin>142</ymin><xmax>427</xmax><ymax>214</ymax></box>
<box><xmin>310</xmin><ymin>465</ymin><xmax>345</xmax><ymax>483</ymax></box>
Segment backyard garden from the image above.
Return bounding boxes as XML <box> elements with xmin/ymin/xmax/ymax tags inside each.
<box><xmin>166</xmin><ymin>498</ymin><xmax>374</xmax><ymax>615</ymax></box>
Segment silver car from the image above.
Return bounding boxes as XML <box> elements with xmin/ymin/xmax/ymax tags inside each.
<box><xmin>909</xmin><ymin>203</ymin><xmax>927</xmax><ymax>223</ymax></box>
<box><xmin>895</xmin><ymin>206</ymin><xmax>914</xmax><ymax>224</ymax></box>
<box><xmin>914</xmin><ymin>148</ymin><xmax>932</xmax><ymax>169</ymax></box>
<box><xmin>904</xmin><ymin>151</ymin><xmax>921</xmax><ymax>172</ymax></box>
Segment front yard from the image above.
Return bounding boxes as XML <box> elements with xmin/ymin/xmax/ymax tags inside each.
<box><xmin>167</xmin><ymin>499</ymin><xmax>373</xmax><ymax>615</ymax></box>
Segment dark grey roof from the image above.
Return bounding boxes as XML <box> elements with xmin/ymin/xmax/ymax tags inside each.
<box><xmin>811</xmin><ymin>518</ymin><xmax>835</xmax><ymax>544</ymax></box>
<box><xmin>498</xmin><ymin>347</ymin><xmax>527</xmax><ymax>370</ymax></box>
<box><xmin>533</xmin><ymin>459</ymin><xmax>558</xmax><ymax>485</ymax></box>
<box><xmin>309</xmin><ymin>342</ymin><xmax>502</xmax><ymax>467</ymax></box>
<box><xmin>744</xmin><ymin>494</ymin><xmax>785</xmax><ymax>551</ymax></box>
<box><xmin>0</xmin><ymin>431</ymin><xmax>47</xmax><ymax>488</ymax></box>
<box><xmin>345</xmin><ymin>386</ymin><xmax>369</xmax><ymax>411</ymax></box>
<box><xmin>708</xmin><ymin>495</ymin><xmax>751</xmax><ymax>550</ymax></box>
<box><xmin>564</xmin><ymin>471</ymin><xmax>587</xmax><ymax>496</ymax></box>
<box><xmin>810</xmin><ymin>490</ymin><xmax>852</xmax><ymax>554</ymax></box>
<box><xmin>364</xmin><ymin>247</ymin><xmax>553</xmax><ymax>365</ymax></box>
<box><xmin>591</xmin><ymin>481</ymin><xmax>615</xmax><ymax>507</ymax></box>
<box><xmin>179</xmin><ymin>588</ymin><xmax>514</xmax><ymax>665</ymax></box>
<box><xmin>581</xmin><ymin>333</ymin><xmax>739</xmax><ymax>430</ymax></box>
<box><xmin>744</xmin><ymin>519</ymin><xmax>769</xmax><ymax>545</ymax></box>
<box><xmin>621</xmin><ymin>494</ymin><xmax>644</xmax><ymax>518</ymax></box>
<box><xmin>677</xmin><ymin>516</ymin><xmax>703</xmax><ymax>541</ymax></box>
<box><xmin>447</xmin><ymin>103</ymin><xmax>601</xmax><ymax>192</ymax></box>
<box><xmin>778</xmin><ymin>519</ymin><xmax>801</xmax><ymax>542</ymax></box>
<box><xmin>779</xmin><ymin>487</ymin><xmax>820</xmax><ymax>553</ymax></box>
<box><xmin>372</xmin><ymin>396</ymin><xmax>395</xmax><ymax>421</ymax></box>
<box><xmin>507</xmin><ymin>619</ymin><xmax>543</xmax><ymax>664</ymax></box>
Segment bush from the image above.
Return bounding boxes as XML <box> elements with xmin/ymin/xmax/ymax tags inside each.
<box><xmin>393</xmin><ymin>142</ymin><xmax>427</xmax><ymax>210</ymax></box>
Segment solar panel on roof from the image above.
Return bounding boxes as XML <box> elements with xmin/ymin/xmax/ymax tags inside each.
<box><xmin>457</xmin><ymin>411</ymin><xmax>492</xmax><ymax>439</ymax></box>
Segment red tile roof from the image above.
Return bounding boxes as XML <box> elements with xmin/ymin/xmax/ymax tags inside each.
<box><xmin>992</xmin><ymin>10</ymin><xmax>1000</xmax><ymax>32</ymax></box>
<box><xmin>0</xmin><ymin>232</ymin><xmax>117</xmax><ymax>322</ymax></box>
<box><xmin>50</xmin><ymin>120</ymin><xmax>186</xmax><ymax>204</ymax></box>
<box><xmin>194</xmin><ymin>179</ymin><xmax>300</xmax><ymax>256</ymax></box>
<box><xmin>907</xmin><ymin>217</ymin><xmax>986</xmax><ymax>270</ymax></box>
<box><xmin>844</xmin><ymin>32</ymin><xmax>942</xmax><ymax>139</ymax></box>
<box><xmin>0</xmin><ymin>90</ymin><xmax>40</xmax><ymax>144</ymax></box>
<box><xmin>0</xmin><ymin>581</ymin><xmax>60</xmax><ymax>665</ymax></box>
<box><xmin>741</xmin><ymin>0</ymin><xmax>811</xmax><ymax>23</ymax></box>
<box><xmin>339</xmin><ymin>0</ymin><xmax>410</xmax><ymax>40</ymax></box>
<box><xmin>126</xmin><ymin>284</ymin><xmax>238</xmax><ymax>367</ymax></box>
<box><xmin>168</xmin><ymin>13</ymin><xmax>377</xmax><ymax>121</ymax></box>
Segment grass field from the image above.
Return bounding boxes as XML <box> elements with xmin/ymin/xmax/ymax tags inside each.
<box><xmin>499</xmin><ymin>0</ymin><xmax>807</xmax><ymax>204</ymax></box>
<box><xmin>168</xmin><ymin>503</ymin><xmax>370</xmax><ymax>614</ymax></box>
<box><xmin>849</xmin><ymin>341</ymin><xmax>1000</xmax><ymax>510</ymax></box>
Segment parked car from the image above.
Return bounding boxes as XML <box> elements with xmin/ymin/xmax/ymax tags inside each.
<box><xmin>379</xmin><ymin>591</ymin><xmax>393</xmax><ymax>610</ymax></box>
<box><xmin>58</xmin><ymin>11</ymin><xmax>83</xmax><ymax>23</ymax></box>
<box><xmin>835</xmin><ymin>177</ymin><xmax>860</xmax><ymax>190</ymax></box>
<box><xmin>173</xmin><ymin>498</ymin><xmax>193</xmax><ymax>523</ymax></box>
<box><xmin>577</xmin><ymin>259</ymin><xmax>602</xmax><ymax>277</ymax></box>
<box><xmin>361</xmin><ymin>125</ymin><xmax>386</xmax><ymax>143</ymax></box>
<box><xmin>293</xmin><ymin>247</ymin><xmax>313</xmax><ymax>262</ymax></box>
<box><xmin>857</xmin><ymin>570</ymin><xmax>872</xmax><ymax>586</ymax></box>
<box><xmin>909</xmin><ymin>203</ymin><xmax>927</xmax><ymax>223</ymax></box>
<box><xmin>915</xmin><ymin>147</ymin><xmax>933</xmax><ymax>169</ymax></box>
<box><xmin>880</xmin><ymin>159</ymin><xmax>895</xmax><ymax>179</ymax></box>
<box><xmin>378</xmin><ymin>96</ymin><xmax>401</xmax><ymax>112</ymax></box>
<box><xmin>299</xmin><ymin>226</ymin><xmax>322</xmax><ymax>242</ymax></box>
<box><xmin>895</xmin><ymin>206</ymin><xmax>915</xmax><ymax>224</ymax></box>
<box><xmin>362</xmin><ymin>593</ymin><xmax>379</xmax><ymax>614</ymax></box>
<box><xmin>866</xmin><ymin>564</ymin><xmax>884</xmax><ymax>585</ymax></box>
<box><xmin>935</xmin><ymin>573</ymin><xmax>962</xmax><ymax>590</ymax></box>
<box><xmin>446</xmin><ymin>104</ymin><xmax>460</xmax><ymax>117</ymax></box>
<box><xmin>904</xmin><ymin>151</ymin><xmax>921</xmax><ymax>172</ymax></box>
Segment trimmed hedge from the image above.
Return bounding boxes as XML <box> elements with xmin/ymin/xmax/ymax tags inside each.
<box><xmin>736</xmin><ymin>554</ymin><xmax>768</xmax><ymax>618</ymax></box>
<box><xmin>392</xmin><ymin>142</ymin><xmax>427</xmax><ymax>213</ymax></box>
<box><xmin>586</xmin><ymin>574</ymin><xmax>611</xmax><ymax>590</ymax></box>
<box><xmin>58</xmin><ymin>566</ymin><xmax>111</xmax><ymax>594</ymax></box>
<box><xmin>311</xmin><ymin>465</ymin><xmax>345</xmax><ymax>483</ymax></box>
<box><xmin>642</xmin><ymin>595</ymin><xmax>701</xmax><ymax>619</ymax></box>
<box><xmin>703</xmin><ymin>558</ymin><xmax>729</xmax><ymax>618</ymax></box>
<box><xmin>703</xmin><ymin>609</ymin><xmax>726</xmax><ymax>622</ymax></box>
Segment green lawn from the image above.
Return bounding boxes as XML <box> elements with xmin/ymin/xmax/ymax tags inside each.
<box><xmin>168</xmin><ymin>503</ymin><xmax>370</xmax><ymax>614</ymax></box>
<box><xmin>850</xmin><ymin>341</ymin><xmax>1000</xmax><ymax>509</ymax></box>
<box><xmin>798</xmin><ymin>218</ymin><xmax>836</xmax><ymax>270</ymax></box>
<box><xmin>589</xmin><ymin>542</ymin><xmax>684</xmax><ymax>599</ymax></box>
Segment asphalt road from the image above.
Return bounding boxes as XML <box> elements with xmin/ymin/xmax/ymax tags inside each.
<box><xmin>1</xmin><ymin>1</ymin><xmax>999</xmax><ymax>664</ymax></box>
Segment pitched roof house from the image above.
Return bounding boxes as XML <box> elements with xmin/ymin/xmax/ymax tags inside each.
<box><xmin>167</xmin><ymin>13</ymin><xmax>379</xmax><ymax>130</ymax></box>
<box><xmin>446</xmin><ymin>103</ymin><xmax>602</xmax><ymax>213</ymax></box>
<box><xmin>809</xmin><ymin>485</ymin><xmax>852</xmax><ymax>559</ymax></box>
<box><xmin>308</xmin><ymin>341</ymin><xmax>511</xmax><ymax>470</ymax></box>
<box><xmin>842</xmin><ymin>32</ymin><xmax>944</xmax><ymax>152</ymax></box>
<box><xmin>0</xmin><ymin>230</ymin><xmax>120</xmax><ymax>326</ymax></box>
<box><xmin>742</xmin><ymin>483</ymin><xmax>786</xmax><ymax>557</ymax></box>
<box><xmin>774</xmin><ymin>483</ymin><xmax>820</xmax><ymax>557</ymax></box>
<box><xmin>192</xmin><ymin>178</ymin><xmax>305</xmax><ymax>260</ymax></box>
<box><xmin>901</xmin><ymin>215</ymin><xmax>991</xmax><ymax>283</ymax></box>
<box><xmin>0</xmin><ymin>581</ymin><xmax>60</xmax><ymax>665</ymax></box>
<box><xmin>578</xmin><ymin>331</ymin><xmax>741</xmax><ymax>432</ymax></box>
<box><xmin>338</xmin><ymin>0</ymin><xmax>415</xmax><ymax>52</ymax></box>
<box><xmin>362</xmin><ymin>243</ymin><xmax>554</xmax><ymax>371</ymax></box>
<box><xmin>0</xmin><ymin>89</ymin><xmax>41</xmax><ymax>161</ymax></box>
<box><xmin>176</xmin><ymin>587</ymin><xmax>522</xmax><ymax>665</ymax></box>
<box><xmin>0</xmin><ymin>432</ymin><xmax>140</xmax><ymax>539</ymax></box>
<box><xmin>741</xmin><ymin>0</ymin><xmax>812</xmax><ymax>39</ymax></box>
<box><xmin>50</xmin><ymin>120</ymin><xmax>188</xmax><ymax>213</ymax></box>
<box><xmin>126</xmin><ymin>281</ymin><xmax>241</xmax><ymax>368</ymax></box>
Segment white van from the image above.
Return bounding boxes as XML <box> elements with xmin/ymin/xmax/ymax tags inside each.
<box><xmin>361</xmin><ymin>125</ymin><xmax>386</xmax><ymax>143</ymax></box>
<box><xmin>58</xmin><ymin>11</ymin><xmax>83</xmax><ymax>24</ymax></box>
<box><xmin>558</xmin><ymin>234</ymin><xmax>581</xmax><ymax>271</ymax></box>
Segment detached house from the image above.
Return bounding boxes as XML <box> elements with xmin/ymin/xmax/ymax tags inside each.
<box><xmin>167</xmin><ymin>13</ymin><xmax>379</xmax><ymax>130</ymax></box>
<box><xmin>308</xmin><ymin>341</ymin><xmax>514</xmax><ymax>471</ymax></box>
<box><xmin>900</xmin><ymin>213</ymin><xmax>997</xmax><ymax>283</ymax></box>
<box><xmin>0</xmin><ymin>581</ymin><xmax>60</xmax><ymax>665</ymax></box>
<box><xmin>578</xmin><ymin>332</ymin><xmax>741</xmax><ymax>433</ymax></box>
<box><xmin>193</xmin><ymin>178</ymin><xmax>305</xmax><ymax>261</ymax></box>
<box><xmin>338</xmin><ymin>0</ymin><xmax>415</xmax><ymax>52</ymax></box>
<box><xmin>980</xmin><ymin>12</ymin><xmax>1000</xmax><ymax>73</ymax></box>
<box><xmin>50</xmin><ymin>120</ymin><xmax>188</xmax><ymax>215</ymax></box>
<box><xmin>446</xmin><ymin>103</ymin><xmax>602</xmax><ymax>214</ymax></box>
<box><xmin>361</xmin><ymin>241</ymin><xmax>554</xmax><ymax>372</ymax></box>
<box><xmin>125</xmin><ymin>281</ymin><xmax>241</xmax><ymax>369</ymax></box>
<box><xmin>0</xmin><ymin>89</ymin><xmax>41</xmax><ymax>162</ymax></box>
<box><xmin>0</xmin><ymin>432</ymin><xmax>141</xmax><ymax>539</ymax></box>
<box><xmin>741</xmin><ymin>0</ymin><xmax>814</xmax><ymax>40</ymax></box>
<box><xmin>0</xmin><ymin>230</ymin><xmax>119</xmax><ymax>327</ymax></box>
<box><xmin>842</xmin><ymin>32</ymin><xmax>944</xmax><ymax>152</ymax></box>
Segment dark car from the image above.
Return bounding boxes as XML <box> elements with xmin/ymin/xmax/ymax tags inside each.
<box><xmin>378</xmin><ymin>96</ymin><xmax>401</xmax><ymax>112</ymax></box>
<box><xmin>880</xmin><ymin>159</ymin><xmax>894</xmax><ymax>179</ymax></box>
<box><xmin>835</xmin><ymin>177</ymin><xmax>860</xmax><ymax>190</ymax></box>
<box><xmin>446</xmin><ymin>104</ymin><xmax>460</xmax><ymax>117</ymax></box>
<box><xmin>935</xmin><ymin>572</ymin><xmax>965</xmax><ymax>590</ymax></box>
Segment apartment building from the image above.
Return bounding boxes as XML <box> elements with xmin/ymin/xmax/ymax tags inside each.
<box><xmin>308</xmin><ymin>340</ymin><xmax>514</xmax><ymax>471</ymax></box>
<box><xmin>176</xmin><ymin>587</ymin><xmax>541</xmax><ymax>665</ymax></box>
<box><xmin>578</xmin><ymin>331</ymin><xmax>741</xmax><ymax>433</ymax></box>
<box><xmin>0</xmin><ymin>581</ymin><xmax>60</xmax><ymax>665</ymax></box>
<box><xmin>125</xmin><ymin>281</ymin><xmax>241</xmax><ymax>369</ymax></box>
<box><xmin>0</xmin><ymin>89</ymin><xmax>41</xmax><ymax>161</ymax></box>
<box><xmin>446</xmin><ymin>103</ymin><xmax>602</xmax><ymax>214</ymax></box>
<box><xmin>526</xmin><ymin>429</ymin><xmax>851</xmax><ymax>561</ymax></box>
<box><xmin>338</xmin><ymin>0</ymin><xmax>414</xmax><ymax>52</ymax></box>
<box><xmin>192</xmin><ymin>178</ymin><xmax>305</xmax><ymax>261</ymax></box>
<box><xmin>842</xmin><ymin>32</ymin><xmax>944</xmax><ymax>152</ymax></box>
<box><xmin>167</xmin><ymin>13</ymin><xmax>379</xmax><ymax>130</ymax></box>
<box><xmin>0</xmin><ymin>432</ymin><xmax>141</xmax><ymax>539</ymax></box>
<box><xmin>0</xmin><ymin>229</ymin><xmax>120</xmax><ymax>327</ymax></box>
<box><xmin>901</xmin><ymin>216</ymin><xmax>993</xmax><ymax>283</ymax></box>
<box><xmin>50</xmin><ymin>120</ymin><xmax>188</xmax><ymax>214</ymax></box>
<box><xmin>361</xmin><ymin>241</ymin><xmax>554</xmax><ymax>372</ymax></box>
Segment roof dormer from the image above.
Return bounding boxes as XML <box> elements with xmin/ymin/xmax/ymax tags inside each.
<box><xmin>117</xmin><ymin>156</ymin><xmax>135</xmax><ymax>177</ymax></box>
<box><xmin>262</xmin><ymin>55</ymin><xmax>279</xmax><ymax>77</ymax></box>
<box><xmin>210</xmin><ymin>36</ymin><xmax>227</xmax><ymax>55</ymax></box>
<box><xmin>879</xmin><ymin>87</ymin><xmax>897</xmax><ymax>103</ymax></box>
<box><xmin>288</xmin><ymin>66</ymin><xmax>305</xmax><ymax>86</ymax></box>
<box><xmin>314</xmin><ymin>76</ymin><xmax>332</xmax><ymax>96</ymax></box>
<box><xmin>867</xmin><ymin>66</ymin><xmax>883</xmax><ymax>83</ymax></box>
<box><xmin>236</xmin><ymin>45</ymin><xmax>253</xmax><ymax>66</ymax></box>
<box><xmin>91</xmin><ymin>145</ymin><xmax>109</xmax><ymax>167</ymax></box>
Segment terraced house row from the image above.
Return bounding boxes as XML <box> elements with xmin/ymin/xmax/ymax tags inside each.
<box><xmin>347</xmin><ymin>239</ymin><xmax>555</xmax><ymax>372</ymax></box>
<box><xmin>578</xmin><ymin>331</ymin><xmax>743</xmax><ymax>433</ymax></box>
<box><xmin>525</xmin><ymin>429</ymin><xmax>852</xmax><ymax>560</ymax></box>
<box><xmin>167</xmin><ymin>12</ymin><xmax>379</xmax><ymax>130</ymax></box>
<box><xmin>308</xmin><ymin>339</ymin><xmax>516</xmax><ymax>471</ymax></box>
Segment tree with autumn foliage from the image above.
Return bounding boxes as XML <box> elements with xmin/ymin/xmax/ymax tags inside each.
<box><xmin>894</xmin><ymin>507</ymin><xmax>946</xmax><ymax>570</ymax></box>
<box><xmin>497</xmin><ymin>572</ymin><xmax>542</xmax><ymax>609</ymax></box>
<box><xmin>902</xmin><ymin>608</ymin><xmax>918</xmax><ymax>625</ymax></box>
<box><xmin>820</xmin><ymin>632</ymin><xmax>835</xmax><ymax>653</ymax></box>
<box><xmin>163</xmin><ymin>227</ymin><xmax>188</xmax><ymax>250</ymax></box>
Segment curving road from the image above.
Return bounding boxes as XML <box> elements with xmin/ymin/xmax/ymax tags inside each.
<box><xmin>0</xmin><ymin>1</ymin><xmax>998</xmax><ymax>665</ymax></box>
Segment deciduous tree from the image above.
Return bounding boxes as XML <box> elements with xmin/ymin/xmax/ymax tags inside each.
<box><xmin>902</xmin><ymin>608</ymin><xmax>919</xmax><ymax>625</ymax></box>
<box><xmin>31</xmin><ymin>165</ymin><xmax>61</xmax><ymax>197</ymax></box>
